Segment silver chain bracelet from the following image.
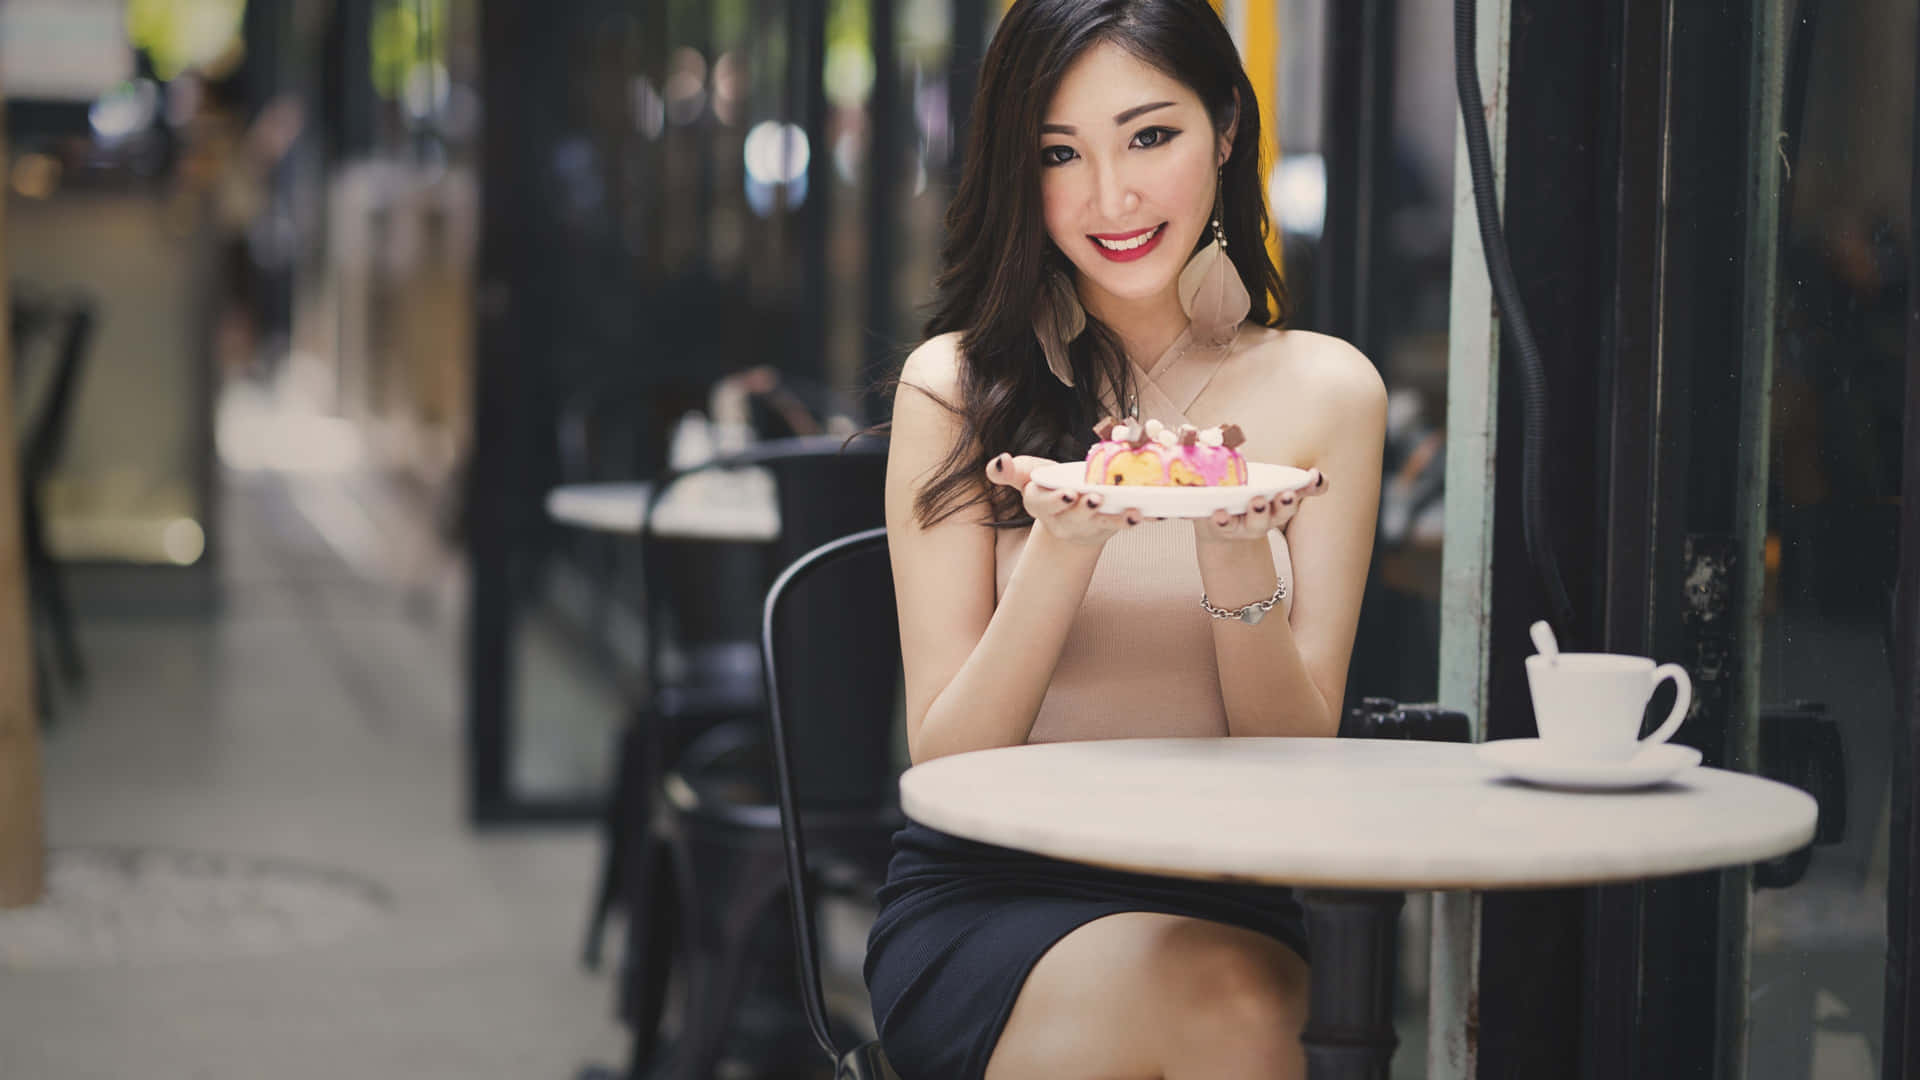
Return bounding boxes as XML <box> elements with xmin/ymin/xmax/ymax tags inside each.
<box><xmin>1200</xmin><ymin>577</ymin><xmax>1289</xmax><ymax>626</ymax></box>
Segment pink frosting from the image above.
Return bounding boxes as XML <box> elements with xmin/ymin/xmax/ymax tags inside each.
<box><xmin>1084</xmin><ymin>440</ymin><xmax>1248</xmax><ymax>486</ymax></box>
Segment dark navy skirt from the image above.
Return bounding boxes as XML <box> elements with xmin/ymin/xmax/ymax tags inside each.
<box><xmin>863</xmin><ymin>821</ymin><xmax>1311</xmax><ymax>1080</ymax></box>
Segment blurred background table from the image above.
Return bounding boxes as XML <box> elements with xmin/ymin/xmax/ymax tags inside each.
<box><xmin>545</xmin><ymin>471</ymin><xmax>779</xmax><ymax>542</ymax></box>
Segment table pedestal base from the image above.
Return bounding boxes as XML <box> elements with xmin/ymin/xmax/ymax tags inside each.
<box><xmin>1300</xmin><ymin>888</ymin><xmax>1404</xmax><ymax>1080</ymax></box>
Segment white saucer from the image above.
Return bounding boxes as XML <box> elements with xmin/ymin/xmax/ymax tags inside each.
<box><xmin>1476</xmin><ymin>739</ymin><xmax>1703</xmax><ymax>791</ymax></box>
<box><xmin>1028</xmin><ymin>461</ymin><xmax>1315</xmax><ymax>519</ymax></box>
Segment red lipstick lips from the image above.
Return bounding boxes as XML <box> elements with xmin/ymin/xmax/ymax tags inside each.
<box><xmin>1089</xmin><ymin>223</ymin><xmax>1166</xmax><ymax>263</ymax></box>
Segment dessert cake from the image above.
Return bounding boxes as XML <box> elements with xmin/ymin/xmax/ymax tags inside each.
<box><xmin>1084</xmin><ymin>417</ymin><xmax>1248</xmax><ymax>486</ymax></box>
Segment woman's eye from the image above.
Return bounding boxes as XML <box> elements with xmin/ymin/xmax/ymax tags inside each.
<box><xmin>1131</xmin><ymin>126</ymin><xmax>1179</xmax><ymax>149</ymax></box>
<box><xmin>1041</xmin><ymin>145</ymin><xmax>1077</xmax><ymax>167</ymax></box>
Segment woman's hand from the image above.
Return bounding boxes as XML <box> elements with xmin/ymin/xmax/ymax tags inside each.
<box><xmin>1193</xmin><ymin>468</ymin><xmax>1329</xmax><ymax>546</ymax></box>
<box><xmin>986</xmin><ymin>453</ymin><xmax>1143</xmax><ymax>546</ymax></box>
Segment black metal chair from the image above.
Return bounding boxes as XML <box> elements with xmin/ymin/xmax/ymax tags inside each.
<box><xmin>728</xmin><ymin>531</ymin><xmax>1470</xmax><ymax>1080</ymax></box>
<box><xmin>588</xmin><ymin>437</ymin><xmax>889</xmax><ymax>1078</ymax></box>
<box><xmin>11</xmin><ymin>290</ymin><xmax>95</xmax><ymax>719</ymax></box>
<box><xmin>653</xmin><ymin>526</ymin><xmax>902</xmax><ymax>1080</ymax></box>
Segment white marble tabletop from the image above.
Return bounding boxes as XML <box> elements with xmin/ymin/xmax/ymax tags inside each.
<box><xmin>547</xmin><ymin>482</ymin><xmax>654</xmax><ymax>533</ymax></box>
<box><xmin>545</xmin><ymin>472</ymin><xmax>780</xmax><ymax>541</ymax></box>
<box><xmin>899</xmin><ymin>737</ymin><xmax>1818</xmax><ymax>891</ymax></box>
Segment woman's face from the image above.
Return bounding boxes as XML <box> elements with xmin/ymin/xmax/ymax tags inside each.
<box><xmin>1038</xmin><ymin>41</ymin><xmax>1229</xmax><ymax>311</ymax></box>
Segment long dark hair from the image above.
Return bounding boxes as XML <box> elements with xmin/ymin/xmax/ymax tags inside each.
<box><xmin>906</xmin><ymin>0</ymin><xmax>1289</xmax><ymax>528</ymax></box>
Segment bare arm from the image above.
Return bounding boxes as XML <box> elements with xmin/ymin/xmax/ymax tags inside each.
<box><xmin>1192</xmin><ymin>341</ymin><xmax>1388</xmax><ymax>737</ymax></box>
<box><xmin>889</xmin><ymin>335</ymin><xmax>1141</xmax><ymax>763</ymax></box>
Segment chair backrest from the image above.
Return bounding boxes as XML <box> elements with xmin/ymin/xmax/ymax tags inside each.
<box><xmin>764</xmin><ymin>525</ymin><xmax>900</xmax><ymax>809</ymax></box>
<box><xmin>25</xmin><ymin>301</ymin><xmax>95</xmax><ymax>479</ymax></box>
<box><xmin>1341</xmin><ymin>697</ymin><xmax>1471</xmax><ymax>742</ymax></box>
<box><xmin>748</xmin><ymin>434</ymin><xmax>888</xmax><ymax>568</ymax></box>
<box><xmin>11</xmin><ymin>294</ymin><xmax>95</xmax><ymax>479</ymax></box>
<box><xmin>761</xmin><ymin>526</ymin><xmax>898</xmax><ymax>1061</ymax></box>
<box><xmin>640</xmin><ymin>434</ymin><xmax>889</xmax><ymax>666</ymax></box>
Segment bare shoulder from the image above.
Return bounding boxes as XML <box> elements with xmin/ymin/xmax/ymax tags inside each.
<box><xmin>899</xmin><ymin>331</ymin><xmax>967</xmax><ymax>404</ymax></box>
<box><xmin>1220</xmin><ymin>327</ymin><xmax>1386</xmax><ymax>467</ymax></box>
<box><xmin>890</xmin><ymin>331</ymin><xmax>976</xmax><ymax>484</ymax></box>
<box><xmin>1252</xmin><ymin>328</ymin><xmax>1386</xmax><ymax>406</ymax></box>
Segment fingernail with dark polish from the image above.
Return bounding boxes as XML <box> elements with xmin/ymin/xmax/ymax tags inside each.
<box><xmin>1061</xmin><ymin>492</ymin><xmax>1074</xmax><ymax>504</ymax></box>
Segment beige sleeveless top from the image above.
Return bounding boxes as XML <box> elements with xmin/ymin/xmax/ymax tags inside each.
<box><xmin>993</xmin><ymin>325</ymin><xmax>1296</xmax><ymax>743</ymax></box>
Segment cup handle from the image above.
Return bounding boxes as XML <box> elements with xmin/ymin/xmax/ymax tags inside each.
<box><xmin>1641</xmin><ymin>663</ymin><xmax>1693</xmax><ymax>746</ymax></box>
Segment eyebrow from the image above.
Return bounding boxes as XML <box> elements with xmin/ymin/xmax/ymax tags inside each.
<box><xmin>1040</xmin><ymin>100</ymin><xmax>1177</xmax><ymax>136</ymax></box>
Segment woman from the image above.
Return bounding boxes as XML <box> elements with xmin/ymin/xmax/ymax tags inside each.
<box><xmin>865</xmin><ymin>1</ymin><xmax>1387</xmax><ymax>1077</ymax></box>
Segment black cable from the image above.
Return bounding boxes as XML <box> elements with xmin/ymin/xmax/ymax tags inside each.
<box><xmin>1454</xmin><ymin>0</ymin><xmax>1578</xmax><ymax>637</ymax></box>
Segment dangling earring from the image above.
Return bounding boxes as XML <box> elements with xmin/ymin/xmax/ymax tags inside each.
<box><xmin>1032</xmin><ymin>263</ymin><xmax>1086</xmax><ymax>387</ymax></box>
<box><xmin>1178</xmin><ymin>168</ymin><xmax>1251</xmax><ymax>347</ymax></box>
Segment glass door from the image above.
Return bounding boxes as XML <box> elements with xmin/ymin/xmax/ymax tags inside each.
<box><xmin>1739</xmin><ymin>1</ymin><xmax>1911</xmax><ymax>1073</ymax></box>
<box><xmin>1630</xmin><ymin>0</ymin><xmax>1913</xmax><ymax>1074</ymax></box>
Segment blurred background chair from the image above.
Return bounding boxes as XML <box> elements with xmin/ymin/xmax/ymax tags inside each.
<box><xmin>572</xmin><ymin>395</ymin><xmax>875</xmax><ymax>971</ymax></box>
<box><xmin>592</xmin><ymin>435</ymin><xmax>889</xmax><ymax>1079</ymax></box>
<box><xmin>10</xmin><ymin>287</ymin><xmax>97</xmax><ymax>721</ymax></box>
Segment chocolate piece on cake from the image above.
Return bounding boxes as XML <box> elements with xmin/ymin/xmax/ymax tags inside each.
<box><xmin>1081</xmin><ymin>416</ymin><xmax>1252</xmax><ymax>487</ymax></box>
<box><xmin>1219</xmin><ymin>424</ymin><xmax>1247</xmax><ymax>450</ymax></box>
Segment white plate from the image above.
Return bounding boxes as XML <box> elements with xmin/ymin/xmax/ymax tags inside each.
<box><xmin>1476</xmin><ymin>738</ymin><xmax>1703</xmax><ymax>791</ymax></box>
<box><xmin>1028</xmin><ymin>460</ymin><xmax>1316</xmax><ymax>519</ymax></box>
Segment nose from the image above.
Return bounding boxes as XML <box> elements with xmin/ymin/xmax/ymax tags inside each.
<box><xmin>1091</xmin><ymin>158</ymin><xmax>1139</xmax><ymax>223</ymax></box>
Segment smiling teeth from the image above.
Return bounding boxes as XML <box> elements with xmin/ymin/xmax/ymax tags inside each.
<box><xmin>1095</xmin><ymin>226</ymin><xmax>1163</xmax><ymax>251</ymax></box>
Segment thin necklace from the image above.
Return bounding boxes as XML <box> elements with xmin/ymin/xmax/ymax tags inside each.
<box><xmin>1127</xmin><ymin>323</ymin><xmax>1244</xmax><ymax>420</ymax></box>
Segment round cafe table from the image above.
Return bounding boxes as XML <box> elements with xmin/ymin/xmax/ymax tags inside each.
<box><xmin>898</xmin><ymin>736</ymin><xmax>1818</xmax><ymax>1080</ymax></box>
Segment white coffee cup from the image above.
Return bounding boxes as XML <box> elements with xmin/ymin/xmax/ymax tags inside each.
<box><xmin>1524</xmin><ymin>653</ymin><xmax>1693</xmax><ymax>762</ymax></box>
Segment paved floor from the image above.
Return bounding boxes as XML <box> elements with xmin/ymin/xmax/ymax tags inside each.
<box><xmin>0</xmin><ymin>460</ymin><xmax>630</xmax><ymax>1080</ymax></box>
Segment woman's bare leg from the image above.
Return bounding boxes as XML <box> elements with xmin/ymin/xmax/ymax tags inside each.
<box><xmin>982</xmin><ymin>911</ymin><xmax>1309</xmax><ymax>1080</ymax></box>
